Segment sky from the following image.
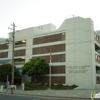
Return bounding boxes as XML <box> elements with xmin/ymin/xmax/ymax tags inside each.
<box><xmin>0</xmin><ymin>0</ymin><xmax>100</xmax><ymax>38</ymax></box>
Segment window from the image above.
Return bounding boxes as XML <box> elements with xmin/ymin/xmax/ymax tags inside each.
<box><xmin>97</xmin><ymin>77</ymin><xmax>100</xmax><ymax>84</ymax></box>
<box><xmin>97</xmin><ymin>36</ymin><xmax>99</xmax><ymax>40</ymax></box>
<box><xmin>95</xmin><ymin>33</ymin><xmax>97</xmax><ymax>38</ymax></box>
<box><xmin>61</xmin><ymin>54</ymin><xmax>65</xmax><ymax>62</ymax></box>
<box><xmin>96</xmin><ymin>55</ymin><xmax>98</xmax><ymax>59</ymax></box>
<box><xmin>97</xmin><ymin>77</ymin><xmax>99</xmax><ymax>81</ymax></box>
<box><xmin>0</xmin><ymin>52</ymin><xmax>8</xmax><ymax>58</ymax></box>
<box><xmin>98</xmin><ymin>56</ymin><xmax>100</xmax><ymax>60</ymax></box>
<box><xmin>33</xmin><ymin>34</ymin><xmax>62</xmax><ymax>45</ymax></box>
<box><xmin>14</xmin><ymin>49</ymin><xmax>25</xmax><ymax>57</ymax></box>
<box><xmin>0</xmin><ymin>44</ymin><xmax>8</xmax><ymax>50</ymax></box>
<box><xmin>14</xmin><ymin>58</ymin><xmax>25</xmax><ymax>65</ymax></box>
<box><xmin>15</xmin><ymin>40</ymin><xmax>26</xmax><ymax>48</ymax></box>
<box><xmin>61</xmin><ymin>32</ymin><xmax>65</xmax><ymax>40</ymax></box>
<box><xmin>96</xmin><ymin>35</ymin><xmax>100</xmax><ymax>41</ymax></box>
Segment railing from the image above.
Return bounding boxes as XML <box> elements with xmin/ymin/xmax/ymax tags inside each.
<box><xmin>14</xmin><ymin>62</ymin><xmax>25</xmax><ymax>65</ymax></box>
<box><xmin>15</xmin><ymin>44</ymin><xmax>26</xmax><ymax>48</ymax></box>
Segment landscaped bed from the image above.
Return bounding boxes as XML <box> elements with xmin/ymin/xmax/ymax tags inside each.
<box><xmin>24</xmin><ymin>81</ymin><xmax>78</xmax><ymax>90</ymax></box>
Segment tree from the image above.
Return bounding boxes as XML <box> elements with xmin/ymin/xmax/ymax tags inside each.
<box><xmin>22</xmin><ymin>58</ymin><xmax>49</xmax><ymax>83</ymax></box>
<box><xmin>0</xmin><ymin>64</ymin><xmax>20</xmax><ymax>78</ymax></box>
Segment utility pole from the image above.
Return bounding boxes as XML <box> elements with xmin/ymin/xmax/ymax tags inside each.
<box><xmin>8</xmin><ymin>23</ymin><xmax>16</xmax><ymax>94</ymax></box>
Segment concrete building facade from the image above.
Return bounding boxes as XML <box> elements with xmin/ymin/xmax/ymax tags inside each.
<box><xmin>0</xmin><ymin>16</ymin><xmax>100</xmax><ymax>89</ymax></box>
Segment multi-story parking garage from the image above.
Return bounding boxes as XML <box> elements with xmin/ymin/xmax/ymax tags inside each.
<box><xmin>0</xmin><ymin>16</ymin><xmax>100</xmax><ymax>89</ymax></box>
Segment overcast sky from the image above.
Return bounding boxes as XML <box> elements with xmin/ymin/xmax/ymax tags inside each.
<box><xmin>0</xmin><ymin>0</ymin><xmax>100</xmax><ymax>38</ymax></box>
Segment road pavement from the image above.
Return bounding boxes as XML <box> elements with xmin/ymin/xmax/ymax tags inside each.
<box><xmin>0</xmin><ymin>94</ymin><xmax>60</xmax><ymax>100</ymax></box>
<box><xmin>1</xmin><ymin>89</ymin><xmax>100</xmax><ymax>100</ymax></box>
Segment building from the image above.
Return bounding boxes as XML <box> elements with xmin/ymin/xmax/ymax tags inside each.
<box><xmin>0</xmin><ymin>16</ymin><xmax>100</xmax><ymax>89</ymax></box>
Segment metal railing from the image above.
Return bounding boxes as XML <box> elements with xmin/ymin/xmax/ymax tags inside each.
<box><xmin>14</xmin><ymin>62</ymin><xmax>25</xmax><ymax>65</ymax></box>
<box><xmin>15</xmin><ymin>44</ymin><xmax>26</xmax><ymax>48</ymax></box>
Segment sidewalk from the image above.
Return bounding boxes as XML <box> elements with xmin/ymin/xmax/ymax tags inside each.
<box><xmin>1</xmin><ymin>89</ymin><xmax>100</xmax><ymax>99</ymax></box>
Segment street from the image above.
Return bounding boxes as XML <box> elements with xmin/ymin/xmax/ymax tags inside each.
<box><xmin>0</xmin><ymin>94</ymin><xmax>90</xmax><ymax>100</ymax></box>
<box><xmin>0</xmin><ymin>94</ymin><xmax>60</xmax><ymax>100</ymax></box>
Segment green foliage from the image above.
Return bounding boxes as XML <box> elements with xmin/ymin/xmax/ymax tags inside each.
<box><xmin>46</xmin><ymin>83</ymin><xmax>54</xmax><ymax>87</ymax></box>
<box><xmin>24</xmin><ymin>81</ymin><xmax>36</xmax><ymax>90</ymax></box>
<box><xmin>25</xmin><ymin>87</ymin><xmax>33</xmax><ymax>90</ymax></box>
<box><xmin>24</xmin><ymin>81</ymin><xmax>31</xmax><ymax>87</ymax></box>
<box><xmin>14</xmin><ymin>67</ymin><xmax>21</xmax><ymax>77</ymax></box>
<box><xmin>24</xmin><ymin>82</ymin><xmax>48</xmax><ymax>90</ymax></box>
<box><xmin>72</xmin><ymin>84</ymin><xmax>78</xmax><ymax>88</ymax></box>
<box><xmin>46</xmin><ymin>83</ymin><xmax>49</xmax><ymax>87</ymax></box>
<box><xmin>22</xmin><ymin>58</ymin><xmax>49</xmax><ymax>77</ymax></box>
<box><xmin>0</xmin><ymin>64</ymin><xmax>20</xmax><ymax>78</ymax></box>
<box><xmin>24</xmin><ymin>82</ymin><xmax>78</xmax><ymax>90</ymax></box>
<box><xmin>51</xmin><ymin>83</ymin><xmax>54</xmax><ymax>87</ymax></box>
<box><xmin>41</xmin><ymin>83</ymin><xmax>45</xmax><ymax>86</ymax></box>
<box><xmin>56</xmin><ymin>84</ymin><xmax>63</xmax><ymax>89</ymax></box>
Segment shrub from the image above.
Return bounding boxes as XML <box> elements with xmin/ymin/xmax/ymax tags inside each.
<box><xmin>51</xmin><ymin>83</ymin><xmax>54</xmax><ymax>87</ymax></box>
<box><xmin>24</xmin><ymin>81</ymin><xmax>31</xmax><ymax>87</ymax></box>
<box><xmin>56</xmin><ymin>84</ymin><xmax>63</xmax><ymax>89</ymax></box>
<box><xmin>46</xmin><ymin>83</ymin><xmax>54</xmax><ymax>87</ymax></box>
<box><xmin>46</xmin><ymin>83</ymin><xmax>49</xmax><ymax>87</ymax></box>
<box><xmin>25</xmin><ymin>87</ymin><xmax>33</xmax><ymax>90</ymax></box>
<box><xmin>72</xmin><ymin>84</ymin><xmax>78</xmax><ymax>88</ymax></box>
<box><xmin>41</xmin><ymin>83</ymin><xmax>45</xmax><ymax>86</ymax></box>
